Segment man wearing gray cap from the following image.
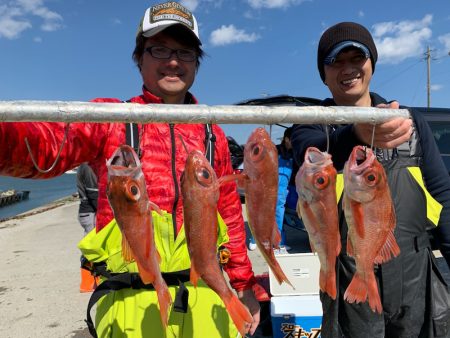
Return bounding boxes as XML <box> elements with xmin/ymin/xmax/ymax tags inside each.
<box><xmin>0</xmin><ymin>1</ymin><xmax>260</xmax><ymax>337</ymax></box>
<box><xmin>291</xmin><ymin>22</ymin><xmax>450</xmax><ymax>338</ymax></box>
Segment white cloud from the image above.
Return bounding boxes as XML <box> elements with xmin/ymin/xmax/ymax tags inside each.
<box><xmin>0</xmin><ymin>0</ymin><xmax>63</xmax><ymax>39</ymax></box>
<box><xmin>210</xmin><ymin>24</ymin><xmax>260</xmax><ymax>46</ymax></box>
<box><xmin>372</xmin><ymin>15</ymin><xmax>432</xmax><ymax>64</ymax></box>
<box><xmin>0</xmin><ymin>5</ymin><xmax>31</xmax><ymax>39</ymax></box>
<box><xmin>180</xmin><ymin>0</ymin><xmax>200</xmax><ymax>11</ymax></box>
<box><xmin>181</xmin><ymin>0</ymin><xmax>224</xmax><ymax>11</ymax></box>
<box><xmin>246</xmin><ymin>0</ymin><xmax>305</xmax><ymax>9</ymax></box>
<box><xmin>438</xmin><ymin>33</ymin><xmax>450</xmax><ymax>54</ymax></box>
<box><xmin>431</xmin><ymin>84</ymin><xmax>443</xmax><ymax>91</ymax></box>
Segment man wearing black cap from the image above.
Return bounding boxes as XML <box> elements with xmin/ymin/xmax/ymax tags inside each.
<box><xmin>292</xmin><ymin>22</ymin><xmax>450</xmax><ymax>338</ymax></box>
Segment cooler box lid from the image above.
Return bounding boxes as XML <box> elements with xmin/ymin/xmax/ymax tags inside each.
<box><xmin>271</xmin><ymin>294</ymin><xmax>322</xmax><ymax>316</ymax></box>
<box><xmin>269</xmin><ymin>252</ymin><xmax>320</xmax><ymax>296</ymax></box>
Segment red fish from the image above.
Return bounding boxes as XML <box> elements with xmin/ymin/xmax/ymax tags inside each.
<box><xmin>295</xmin><ymin>147</ymin><xmax>341</xmax><ymax>299</ymax></box>
<box><xmin>106</xmin><ymin>145</ymin><xmax>172</xmax><ymax>327</ymax></box>
<box><xmin>343</xmin><ymin>145</ymin><xmax>400</xmax><ymax>313</ymax></box>
<box><xmin>232</xmin><ymin>128</ymin><xmax>292</xmax><ymax>287</ymax></box>
<box><xmin>181</xmin><ymin>149</ymin><xmax>253</xmax><ymax>337</ymax></box>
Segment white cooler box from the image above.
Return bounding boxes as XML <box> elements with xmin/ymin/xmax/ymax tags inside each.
<box><xmin>271</xmin><ymin>295</ymin><xmax>322</xmax><ymax>338</ymax></box>
<box><xmin>269</xmin><ymin>252</ymin><xmax>321</xmax><ymax>296</ymax></box>
<box><xmin>269</xmin><ymin>253</ymin><xmax>323</xmax><ymax>337</ymax></box>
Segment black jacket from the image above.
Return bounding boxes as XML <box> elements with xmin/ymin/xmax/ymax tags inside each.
<box><xmin>291</xmin><ymin>93</ymin><xmax>450</xmax><ymax>267</ymax></box>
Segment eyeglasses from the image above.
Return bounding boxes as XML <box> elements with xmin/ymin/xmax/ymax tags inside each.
<box><xmin>144</xmin><ymin>46</ymin><xmax>197</xmax><ymax>62</ymax></box>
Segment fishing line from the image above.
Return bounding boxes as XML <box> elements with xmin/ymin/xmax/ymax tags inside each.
<box><xmin>25</xmin><ymin>123</ymin><xmax>71</xmax><ymax>174</ymax></box>
<box><xmin>178</xmin><ymin>135</ymin><xmax>190</xmax><ymax>154</ymax></box>
<box><xmin>370</xmin><ymin>124</ymin><xmax>376</xmax><ymax>150</ymax></box>
<box><xmin>325</xmin><ymin>124</ymin><xmax>330</xmax><ymax>153</ymax></box>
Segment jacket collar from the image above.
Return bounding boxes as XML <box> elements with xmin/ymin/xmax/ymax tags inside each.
<box><xmin>141</xmin><ymin>86</ymin><xmax>198</xmax><ymax>104</ymax></box>
<box><xmin>321</xmin><ymin>92</ymin><xmax>388</xmax><ymax>107</ymax></box>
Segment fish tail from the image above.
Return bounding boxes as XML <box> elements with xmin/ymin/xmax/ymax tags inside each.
<box><xmin>269</xmin><ymin>258</ymin><xmax>294</xmax><ymax>289</ymax></box>
<box><xmin>367</xmin><ymin>273</ymin><xmax>383</xmax><ymax>314</ymax></box>
<box><xmin>344</xmin><ymin>272</ymin><xmax>368</xmax><ymax>306</ymax></box>
<box><xmin>223</xmin><ymin>293</ymin><xmax>253</xmax><ymax>337</ymax></box>
<box><xmin>345</xmin><ymin>271</ymin><xmax>382</xmax><ymax>313</ymax></box>
<box><xmin>320</xmin><ymin>267</ymin><xmax>337</xmax><ymax>300</ymax></box>
<box><xmin>154</xmin><ymin>278</ymin><xmax>173</xmax><ymax>328</ymax></box>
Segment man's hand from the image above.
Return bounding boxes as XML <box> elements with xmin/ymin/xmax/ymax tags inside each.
<box><xmin>353</xmin><ymin>101</ymin><xmax>412</xmax><ymax>149</ymax></box>
<box><xmin>237</xmin><ymin>288</ymin><xmax>261</xmax><ymax>335</ymax></box>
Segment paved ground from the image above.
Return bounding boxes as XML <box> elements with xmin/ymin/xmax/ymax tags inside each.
<box><xmin>0</xmin><ymin>200</ymin><xmax>92</xmax><ymax>338</ymax></box>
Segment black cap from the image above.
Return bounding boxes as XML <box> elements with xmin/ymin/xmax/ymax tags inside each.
<box><xmin>317</xmin><ymin>22</ymin><xmax>378</xmax><ymax>82</ymax></box>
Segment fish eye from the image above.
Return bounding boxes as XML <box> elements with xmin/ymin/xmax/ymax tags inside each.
<box><xmin>202</xmin><ymin>168</ymin><xmax>210</xmax><ymax>179</ymax></box>
<box><xmin>248</xmin><ymin>142</ymin><xmax>265</xmax><ymax>162</ymax></box>
<box><xmin>252</xmin><ymin>145</ymin><xmax>260</xmax><ymax>156</ymax></box>
<box><xmin>130</xmin><ymin>185</ymin><xmax>139</xmax><ymax>195</ymax></box>
<box><xmin>364</xmin><ymin>171</ymin><xmax>379</xmax><ymax>186</ymax></box>
<box><xmin>313</xmin><ymin>173</ymin><xmax>329</xmax><ymax>189</ymax></box>
<box><xmin>195</xmin><ymin>167</ymin><xmax>213</xmax><ymax>187</ymax></box>
<box><xmin>125</xmin><ymin>182</ymin><xmax>141</xmax><ymax>201</ymax></box>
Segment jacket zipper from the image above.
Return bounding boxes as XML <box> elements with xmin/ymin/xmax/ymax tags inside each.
<box><xmin>169</xmin><ymin>124</ymin><xmax>179</xmax><ymax>240</ymax></box>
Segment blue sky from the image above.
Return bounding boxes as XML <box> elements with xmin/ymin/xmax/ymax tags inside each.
<box><xmin>1</xmin><ymin>0</ymin><xmax>450</xmax><ymax>144</ymax></box>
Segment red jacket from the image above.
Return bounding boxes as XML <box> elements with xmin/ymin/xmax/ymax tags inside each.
<box><xmin>0</xmin><ymin>88</ymin><xmax>255</xmax><ymax>291</ymax></box>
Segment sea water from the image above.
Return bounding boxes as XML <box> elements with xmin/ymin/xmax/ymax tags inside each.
<box><xmin>0</xmin><ymin>173</ymin><xmax>77</xmax><ymax>220</ymax></box>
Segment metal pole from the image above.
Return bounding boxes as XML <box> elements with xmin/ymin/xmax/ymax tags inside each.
<box><xmin>0</xmin><ymin>100</ymin><xmax>409</xmax><ymax>124</ymax></box>
<box><xmin>426</xmin><ymin>46</ymin><xmax>431</xmax><ymax>108</ymax></box>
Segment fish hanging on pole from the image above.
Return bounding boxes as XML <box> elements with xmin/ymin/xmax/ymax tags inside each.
<box><xmin>222</xmin><ymin>127</ymin><xmax>292</xmax><ymax>287</ymax></box>
<box><xmin>180</xmin><ymin>148</ymin><xmax>253</xmax><ymax>337</ymax></box>
<box><xmin>106</xmin><ymin>145</ymin><xmax>172</xmax><ymax>327</ymax></box>
<box><xmin>296</xmin><ymin>147</ymin><xmax>341</xmax><ymax>299</ymax></box>
<box><xmin>342</xmin><ymin>145</ymin><xmax>400</xmax><ymax>313</ymax></box>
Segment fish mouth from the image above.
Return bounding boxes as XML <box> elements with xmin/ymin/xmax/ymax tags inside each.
<box><xmin>107</xmin><ymin>145</ymin><xmax>142</xmax><ymax>176</ymax></box>
<box><xmin>305</xmin><ymin>147</ymin><xmax>331</xmax><ymax>165</ymax></box>
<box><xmin>349</xmin><ymin>146</ymin><xmax>374</xmax><ymax>173</ymax></box>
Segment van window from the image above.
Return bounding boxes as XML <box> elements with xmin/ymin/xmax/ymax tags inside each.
<box><xmin>428</xmin><ymin>121</ymin><xmax>450</xmax><ymax>171</ymax></box>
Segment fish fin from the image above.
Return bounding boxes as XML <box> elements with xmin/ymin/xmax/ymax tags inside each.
<box><xmin>272</xmin><ymin>226</ymin><xmax>281</xmax><ymax>248</ymax></box>
<box><xmin>344</xmin><ymin>271</ymin><xmax>382</xmax><ymax>314</ymax></box>
<box><xmin>153</xmin><ymin>278</ymin><xmax>173</xmax><ymax>328</ymax></box>
<box><xmin>223</xmin><ymin>293</ymin><xmax>253</xmax><ymax>337</ymax></box>
<box><xmin>336</xmin><ymin>234</ymin><xmax>342</xmax><ymax>256</ymax></box>
<box><xmin>224</xmin><ymin>173</ymin><xmax>250</xmax><ymax>190</ymax></box>
<box><xmin>267</xmin><ymin>252</ymin><xmax>294</xmax><ymax>289</ymax></box>
<box><xmin>344</xmin><ymin>273</ymin><xmax>368</xmax><ymax>305</ymax></box>
<box><xmin>320</xmin><ymin>267</ymin><xmax>337</xmax><ymax>300</ymax></box>
<box><xmin>350</xmin><ymin>200</ymin><xmax>365</xmax><ymax>238</ymax></box>
<box><xmin>374</xmin><ymin>230</ymin><xmax>401</xmax><ymax>264</ymax></box>
<box><xmin>136</xmin><ymin>261</ymin><xmax>154</xmax><ymax>284</ymax></box>
<box><xmin>309</xmin><ymin>240</ymin><xmax>316</xmax><ymax>253</ymax></box>
<box><xmin>149</xmin><ymin>201</ymin><xmax>162</xmax><ymax>216</ymax></box>
<box><xmin>121</xmin><ymin>235</ymin><xmax>134</xmax><ymax>263</ymax></box>
<box><xmin>347</xmin><ymin>236</ymin><xmax>354</xmax><ymax>257</ymax></box>
<box><xmin>218</xmin><ymin>174</ymin><xmax>239</xmax><ymax>186</ymax></box>
<box><xmin>190</xmin><ymin>261</ymin><xmax>199</xmax><ymax>287</ymax></box>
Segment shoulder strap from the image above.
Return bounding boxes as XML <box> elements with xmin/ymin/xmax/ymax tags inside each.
<box><xmin>125</xmin><ymin>123</ymin><xmax>140</xmax><ymax>157</ymax></box>
<box><xmin>124</xmin><ymin>100</ymin><xmax>141</xmax><ymax>158</ymax></box>
<box><xmin>204</xmin><ymin>124</ymin><xmax>216</xmax><ymax>166</ymax></box>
